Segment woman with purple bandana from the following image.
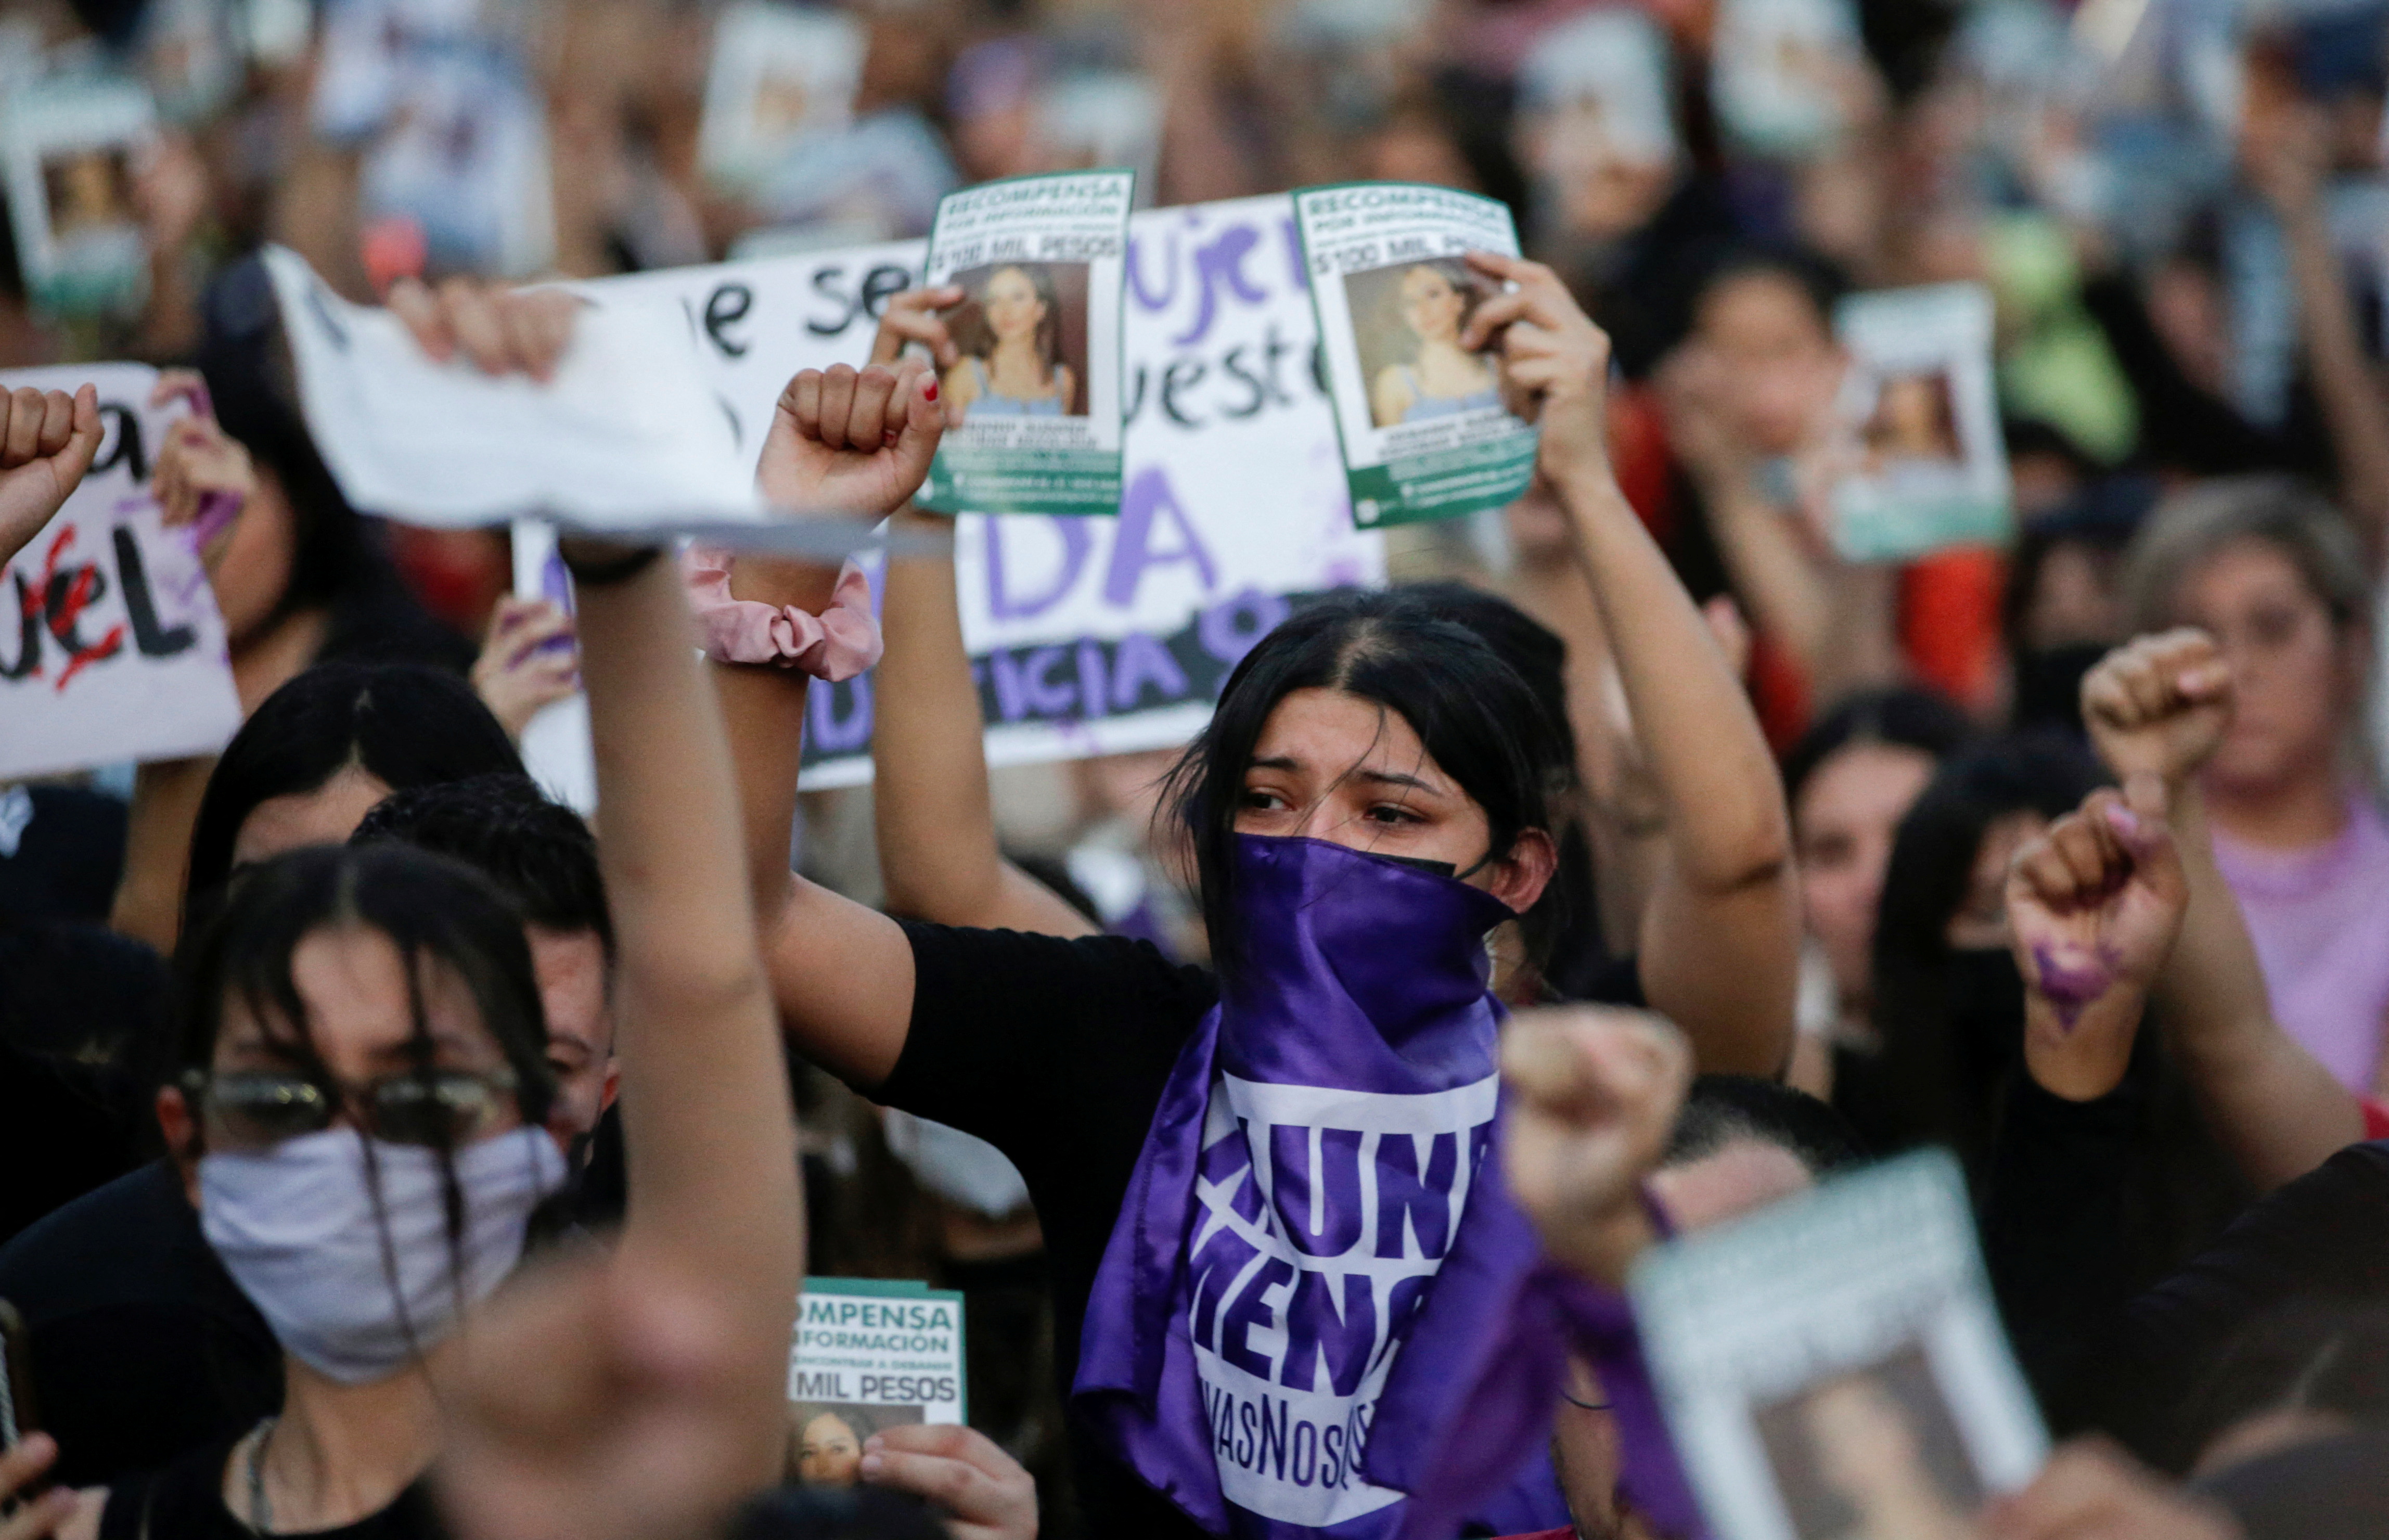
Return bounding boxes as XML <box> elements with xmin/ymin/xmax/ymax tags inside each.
<box><xmin>718</xmin><ymin>254</ymin><xmax>1749</xmax><ymax>1537</ymax></box>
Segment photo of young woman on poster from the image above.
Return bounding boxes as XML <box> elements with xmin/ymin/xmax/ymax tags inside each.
<box><xmin>1353</xmin><ymin>258</ymin><xmax>1502</xmax><ymax>429</ymax></box>
<box><xmin>940</xmin><ymin>260</ymin><xmax>1086</xmax><ymax>418</ymax></box>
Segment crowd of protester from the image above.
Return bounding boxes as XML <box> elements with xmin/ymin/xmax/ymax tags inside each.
<box><xmin>10</xmin><ymin>0</ymin><xmax>2389</xmax><ymax>1536</ymax></box>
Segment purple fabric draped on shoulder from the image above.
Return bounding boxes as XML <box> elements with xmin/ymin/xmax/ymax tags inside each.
<box><xmin>1069</xmin><ymin>835</ymin><xmax>1704</xmax><ymax>1539</ymax></box>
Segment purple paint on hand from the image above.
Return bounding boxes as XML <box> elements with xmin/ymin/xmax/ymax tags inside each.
<box><xmin>2033</xmin><ymin>943</ymin><xmax>2120</xmax><ymax>1032</ymax></box>
<box><xmin>188</xmin><ymin>489</ymin><xmax>244</xmax><ymax>550</ymax></box>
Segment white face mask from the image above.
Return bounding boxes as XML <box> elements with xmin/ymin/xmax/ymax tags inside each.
<box><xmin>200</xmin><ymin>1125</ymin><xmax>568</xmax><ymax>1384</ymax></box>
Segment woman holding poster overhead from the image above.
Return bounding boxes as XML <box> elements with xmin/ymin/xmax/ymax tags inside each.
<box><xmin>942</xmin><ymin>263</ymin><xmax>1078</xmax><ymax>419</ymax></box>
<box><xmin>715</xmin><ymin>248</ymin><xmax>1786</xmax><ymax>1537</ymax></box>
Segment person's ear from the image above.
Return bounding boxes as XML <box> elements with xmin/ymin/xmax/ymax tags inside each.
<box><xmin>1487</xmin><ymin>828</ymin><xmax>1559</xmax><ymax>914</ymax></box>
<box><xmin>156</xmin><ymin>1085</ymin><xmax>202</xmax><ymax>1207</ymax></box>
<box><xmin>598</xmin><ymin>1058</ymin><xmax>620</xmax><ymax>1115</ymax></box>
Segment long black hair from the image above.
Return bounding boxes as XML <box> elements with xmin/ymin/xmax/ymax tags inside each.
<box><xmin>186</xmin><ymin>663</ymin><xmax>522</xmax><ymax>914</ymax></box>
<box><xmin>175</xmin><ymin>842</ymin><xmax>557</xmax><ymax>1138</ymax></box>
<box><xmin>1392</xmin><ymin>581</ymin><xmax>1587</xmax><ymax>985</ymax></box>
<box><xmin>1161</xmin><ymin>589</ymin><xmax>1565</xmax><ymax>975</ymax></box>
<box><xmin>1849</xmin><ymin>734</ymin><xmax>2105</xmax><ymax>1166</ymax></box>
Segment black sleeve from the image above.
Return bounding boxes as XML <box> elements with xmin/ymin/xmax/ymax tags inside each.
<box><xmin>1988</xmin><ymin>1061</ymin><xmax>2389</xmax><ymax>1461</ymax></box>
<box><xmin>1981</xmin><ymin>1068</ymin><xmax>2144</xmax><ymax>1436</ymax></box>
<box><xmin>875</xmin><ymin>922</ymin><xmax>1216</xmax><ymax>1163</ymax></box>
<box><xmin>2117</xmin><ymin>1141</ymin><xmax>2389</xmax><ymax>1403</ymax></box>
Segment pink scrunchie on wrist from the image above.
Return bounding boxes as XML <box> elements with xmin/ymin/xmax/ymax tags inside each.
<box><xmin>682</xmin><ymin>544</ymin><xmax>883</xmax><ymax>682</ymax></box>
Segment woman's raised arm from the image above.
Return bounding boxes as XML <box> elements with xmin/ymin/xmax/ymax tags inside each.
<box><xmin>571</xmin><ymin>540</ymin><xmax>802</xmax><ymax>1340</ymax></box>
<box><xmin>1466</xmin><ymin>253</ymin><xmax>1801</xmax><ymax>1077</ymax></box>
<box><xmin>375</xmin><ymin>276</ymin><xmax>805</xmax><ymax>1510</ymax></box>
<box><xmin>710</xmin><ymin>359</ymin><xmax>954</xmax><ymax>1088</ymax></box>
<box><xmin>2080</xmin><ymin>631</ymin><xmax>2364</xmax><ymax>1186</ymax></box>
<box><xmin>865</xmin><ymin>288</ymin><xmax>1097</xmax><ymax>938</ymax></box>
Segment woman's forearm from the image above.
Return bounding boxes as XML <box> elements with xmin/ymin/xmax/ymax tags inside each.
<box><xmin>705</xmin><ymin>556</ymin><xmax>922</xmax><ymax>1090</ymax></box>
<box><xmin>1553</xmin><ymin>466</ymin><xmax>1793</xmax><ymax>894</ymax></box>
<box><xmin>1551</xmin><ymin>463</ymin><xmax>1800</xmax><ymax>1073</ymax></box>
<box><xmin>573</xmin><ymin>551</ymin><xmax>802</xmax><ymax>1334</ymax></box>
<box><xmin>873</xmin><ymin>515</ymin><xmax>1094</xmax><ymax>936</ymax></box>
<box><xmin>711</xmin><ymin>555</ymin><xmax>839</xmax><ymax>926</ymax></box>
<box><xmin>109</xmin><ymin>756</ymin><xmax>212</xmax><ymax>952</ymax></box>
<box><xmin>2154</xmin><ymin>784</ymin><xmax>2362</xmax><ymax>1186</ymax></box>
<box><xmin>2281</xmin><ymin>205</ymin><xmax>2389</xmax><ymax>547</ymax></box>
<box><xmin>1700</xmin><ymin>475</ymin><xmax>1833</xmax><ymax>675</ymax></box>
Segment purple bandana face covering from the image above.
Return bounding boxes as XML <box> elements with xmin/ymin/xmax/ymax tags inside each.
<box><xmin>1074</xmin><ymin>833</ymin><xmax>1548</xmax><ymax>1536</ymax></box>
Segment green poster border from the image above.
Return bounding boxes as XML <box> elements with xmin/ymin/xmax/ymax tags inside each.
<box><xmin>798</xmin><ymin>1275</ymin><xmax>970</xmax><ymax>1424</ymax></box>
<box><xmin>1289</xmin><ymin>181</ymin><xmax>1540</xmax><ymax>529</ymax></box>
<box><xmin>915</xmin><ymin>168</ymin><xmax>1137</xmax><ymax>519</ymax></box>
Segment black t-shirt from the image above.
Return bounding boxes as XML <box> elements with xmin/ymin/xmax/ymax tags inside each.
<box><xmin>98</xmin><ymin>1436</ymin><xmax>445</xmax><ymax>1540</ymax></box>
<box><xmin>874</xmin><ymin>921</ymin><xmax>1640</xmax><ymax>1536</ymax></box>
<box><xmin>876</xmin><ymin>922</ymin><xmax>1216</xmax><ymax>1538</ymax></box>
<box><xmin>0</xmin><ymin>1162</ymin><xmax>279</xmax><ymax>1488</ymax></box>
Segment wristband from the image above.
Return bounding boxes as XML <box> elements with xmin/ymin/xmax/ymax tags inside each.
<box><xmin>682</xmin><ymin>545</ymin><xmax>882</xmax><ymax>682</ymax></box>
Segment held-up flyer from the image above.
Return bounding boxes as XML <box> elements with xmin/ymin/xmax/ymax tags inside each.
<box><xmin>0</xmin><ymin>364</ymin><xmax>242</xmax><ymax>780</ymax></box>
<box><xmin>1826</xmin><ymin>283</ymin><xmax>2012</xmax><ymax>563</ymax></box>
<box><xmin>1630</xmin><ymin>1151</ymin><xmax>2047</xmax><ymax>1540</ymax></box>
<box><xmin>787</xmin><ymin>1278</ymin><xmax>966</xmax><ymax>1488</ymax></box>
<box><xmin>1</xmin><ymin>75</ymin><xmax>157</xmax><ymax>316</ymax></box>
<box><xmin>1294</xmin><ymin>183</ymin><xmax>1539</xmax><ymax>527</ymax></box>
<box><xmin>917</xmin><ymin>169</ymin><xmax>1134</xmax><ymax>518</ymax></box>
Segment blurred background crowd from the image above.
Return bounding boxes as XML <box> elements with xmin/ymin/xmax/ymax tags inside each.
<box><xmin>15</xmin><ymin>0</ymin><xmax>2389</xmax><ymax>1530</ymax></box>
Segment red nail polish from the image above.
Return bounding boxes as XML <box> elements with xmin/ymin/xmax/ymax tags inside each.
<box><xmin>923</xmin><ymin>379</ymin><xmax>939</xmax><ymax>402</ymax></box>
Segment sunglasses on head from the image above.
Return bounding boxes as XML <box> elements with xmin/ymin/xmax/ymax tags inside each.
<box><xmin>183</xmin><ymin>1065</ymin><xmax>519</xmax><ymax>1150</ymax></box>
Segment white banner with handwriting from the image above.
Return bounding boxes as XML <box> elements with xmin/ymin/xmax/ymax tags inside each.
<box><xmin>533</xmin><ymin>196</ymin><xmax>1382</xmax><ymax>791</ymax></box>
<box><xmin>0</xmin><ymin>364</ymin><xmax>242</xmax><ymax>780</ymax></box>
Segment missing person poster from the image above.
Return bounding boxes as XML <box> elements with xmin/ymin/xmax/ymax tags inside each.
<box><xmin>697</xmin><ymin>2</ymin><xmax>866</xmax><ymax>192</ymax></box>
<box><xmin>916</xmin><ymin>169</ymin><xmax>1135</xmax><ymax>517</ymax></box>
<box><xmin>0</xmin><ymin>76</ymin><xmax>157</xmax><ymax>316</ymax></box>
<box><xmin>1826</xmin><ymin>283</ymin><xmax>2012</xmax><ymax>563</ymax></box>
<box><xmin>1293</xmin><ymin>183</ymin><xmax>1539</xmax><ymax>528</ymax></box>
<box><xmin>0</xmin><ymin>364</ymin><xmax>242</xmax><ymax>780</ymax></box>
<box><xmin>1711</xmin><ymin>0</ymin><xmax>1866</xmax><ymax>159</ymax></box>
<box><xmin>1630</xmin><ymin>1150</ymin><xmax>2048</xmax><ymax>1540</ymax></box>
<box><xmin>787</xmin><ymin>1278</ymin><xmax>966</xmax><ymax>1488</ymax></box>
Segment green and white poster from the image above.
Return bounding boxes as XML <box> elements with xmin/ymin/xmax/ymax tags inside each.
<box><xmin>786</xmin><ymin>1277</ymin><xmax>968</xmax><ymax>1487</ymax></box>
<box><xmin>1293</xmin><ymin>182</ymin><xmax>1539</xmax><ymax>528</ymax></box>
<box><xmin>916</xmin><ymin>169</ymin><xmax>1134</xmax><ymax>517</ymax></box>
<box><xmin>1826</xmin><ymin>283</ymin><xmax>2013</xmax><ymax>563</ymax></box>
<box><xmin>1</xmin><ymin>74</ymin><xmax>157</xmax><ymax>317</ymax></box>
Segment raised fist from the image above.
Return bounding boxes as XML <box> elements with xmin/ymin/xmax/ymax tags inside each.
<box><xmin>2080</xmin><ymin>630</ymin><xmax>2233</xmax><ymax>791</ymax></box>
<box><xmin>1500</xmin><ymin>1005</ymin><xmax>1691</xmax><ymax>1284</ymax></box>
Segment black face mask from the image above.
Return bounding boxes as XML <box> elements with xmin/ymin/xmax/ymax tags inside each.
<box><xmin>2012</xmin><ymin>641</ymin><xmax>2113</xmax><ymax>734</ymax></box>
<box><xmin>1943</xmin><ymin>947</ymin><xmax>2028</xmax><ymax>1081</ymax></box>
